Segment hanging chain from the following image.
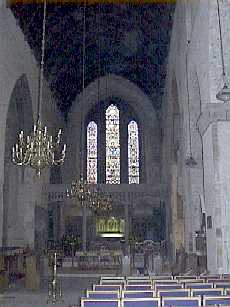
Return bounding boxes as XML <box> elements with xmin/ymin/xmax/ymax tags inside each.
<box><xmin>97</xmin><ymin>3</ymin><xmax>101</xmax><ymax>105</ymax></box>
<box><xmin>37</xmin><ymin>0</ymin><xmax>47</xmax><ymax>121</ymax></box>
<box><xmin>186</xmin><ymin>41</ymin><xmax>192</xmax><ymax>156</ymax></box>
<box><xmin>79</xmin><ymin>0</ymin><xmax>87</xmax><ymax>178</ymax></box>
<box><xmin>217</xmin><ymin>0</ymin><xmax>226</xmax><ymax>79</ymax></box>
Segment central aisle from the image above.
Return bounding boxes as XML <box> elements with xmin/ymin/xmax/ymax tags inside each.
<box><xmin>0</xmin><ymin>276</ymin><xmax>98</xmax><ymax>307</ymax></box>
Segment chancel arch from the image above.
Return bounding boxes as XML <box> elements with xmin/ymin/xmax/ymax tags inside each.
<box><xmin>62</xmin><ymin>73</ymin><xmax>161</xmax><ymax>252</ymax></box>
<box><xmin>64</xmin><ymin>74</ymin><xmax>160</xmax><ymax>186</ymax></box>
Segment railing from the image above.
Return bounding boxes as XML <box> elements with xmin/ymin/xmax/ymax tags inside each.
<box><xmin>41</xmin><ymin>183</ymin><xmax>161</xmax><ymax>205</ymax></box>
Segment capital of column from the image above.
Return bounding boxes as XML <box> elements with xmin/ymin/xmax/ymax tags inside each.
<box><xmin>197</xmin><ymin>103</ymin><xmax>230</xmax><ymax>136</ymax></box>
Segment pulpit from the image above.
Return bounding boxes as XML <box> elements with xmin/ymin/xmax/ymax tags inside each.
<box><xmin>25</xmin><ymin>255</ymin><xmax>40</xmax><ymax>290</ymax></box>
<box><xmin>0</xmin><ymin>254</ymin><xmax>8</xmax><ymax>289</ymax></box>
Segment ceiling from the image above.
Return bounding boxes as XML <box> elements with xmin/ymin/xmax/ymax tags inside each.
<box><xmin>11</xmin><ymin>4</ymin><xmax>175</xmax><ymax>118</ymax></box>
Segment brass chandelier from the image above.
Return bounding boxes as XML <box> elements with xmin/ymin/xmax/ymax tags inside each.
<box><xmin>66</xmin><ymin>176</ymin><xmax>93</xmax><ymax>207</ymax></box>
<box><xmin>66</xmin><ymin>178</ymin><xmax>112</xmax><ymax>214</ymax></box>
<box><xmin>66</xmin><ymin>0</ymin><xmax>92</xmax><ymax>208</ymax></box>
<box><xmin>12</xmin><ymin>0</ymin><xmax>66</xmax><ymax>177</ymax></box>
<box><xmin>89</xmin><ymin>193</ymin><xmax>112</xmax><ymax>216</ymax></box>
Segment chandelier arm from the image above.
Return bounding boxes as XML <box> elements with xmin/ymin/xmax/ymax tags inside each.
<box><xmin>22</xmin><ymin>151</ymin><xmax>31</xmax><ymax>165</ymax></box>
<box><xmin>52</xmin><ymin>156</ymin><xmax>66</xmax><ymax>166</ymax></box>
<box><xmin>52</xmin><ymin>145</ymin><xmax>66</xmax><ymax>166</ymax></box>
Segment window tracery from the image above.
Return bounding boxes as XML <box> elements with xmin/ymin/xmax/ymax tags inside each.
<box><xmin>86</xmin><ymin>104</ymin><xmax>140</xmax><ymax>184</ymax></box>
<box><xmin>106</xmin><ymin>104</ymin><xmax>120</xmax><ymax>184</ymax></box>
<box><xmin>87</xmin><ymin>121</ymin><xmax>97</xmax><ymax>184</ymax></box>
<box><xmin>128</xmin><ymin>120</ymin><xmax>139</xmax><ymax>184</ymax></box>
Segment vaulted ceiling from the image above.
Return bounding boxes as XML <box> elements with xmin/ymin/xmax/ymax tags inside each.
<box><xmin>11</xmin><ymin>4</ymin><xmax>175</xmax><ymax>118</ymax></box>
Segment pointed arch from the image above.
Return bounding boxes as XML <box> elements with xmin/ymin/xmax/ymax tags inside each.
<box><xmin>106</xmin><ymin>104</ymin><xmax>120</xmax><ymax>184</ymax></box>
<box><xmin>87</xmin><ymin>121</ymin><xmax>97</xmax><ymax>184</ymax></box>
<box><xmin>3</xmin><ymin>74</ymin><xmax>33</xmax><ymax>246</ymax></box>
<box><xmin>128</xmin><ymin>120</ymin><xmax>139</xmax><ymax>184</ymax></box>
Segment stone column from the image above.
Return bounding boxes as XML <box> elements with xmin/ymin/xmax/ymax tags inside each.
<box><xmin>82</xmin><ymin>206</ymin><xmax>87</xmax><ymax>252</ymax></box>
<box><xmin>0</xmin><ymin>181</ymin><xmax>4</xmax><ymax>246</ymax></box>
<box><xmin>202</xmin><ymin>123</ymin><xmax>219</xmax><ymax>273</ymax></box>
<box><xmin>125</xmin><ymin>202</ymin><xmax>129</xmax><ymax>248</ymax></box>
<box><xmin>0</xmin><ymin>103</ymin><xmax>9</xmax><ymax>246</ymax></box>
<box><xmin>13</xmin><ymin>183</ymin><xmax>41</xmax><ymax>248</ymax></box>
<box><xmin>199</xmin><ymin>107</ymin><xmax>230</xmax><ymax>273</ymax></box>
<box><xmin>59</xmin><ymin>203</ymin><xmax>65</xmax><ymax>238</ymax></box>
<box><xmin>217</xmin><ymin>122</ymin><xmax>230</xmax><ymax>273</ymax></box>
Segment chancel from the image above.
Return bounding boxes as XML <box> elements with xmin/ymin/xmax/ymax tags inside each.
<box><xmin>1</xmin><ymin>0</ymin><xmax>230</xmax><ymax>306</ymax></box>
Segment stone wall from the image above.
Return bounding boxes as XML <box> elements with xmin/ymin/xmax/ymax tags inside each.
<box><xmin>162</xmin><ymin>0</ymin><xmax>209</xmax><ymax>265</ymax></box>
<box><xmin>0</xmin><ymin>4</ymin><xmax>64</xmax><ymax>247</ymax></box>
<box><xmin>163</xmin><ymin>0</ymin><xmax>230</xmax><ymax>273</ymax></box>
<box><xmin>63</xmin><ymin>74</ymin><xmax>160</xmax><ymax>186</ymax></box>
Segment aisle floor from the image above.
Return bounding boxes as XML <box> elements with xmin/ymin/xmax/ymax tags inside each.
<box><xmin>0</xmin><ymin>277</ymin><xmax>97</xmax><ymax>307</ymax></box>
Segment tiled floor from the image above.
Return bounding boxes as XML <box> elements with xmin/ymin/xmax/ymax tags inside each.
<box><xmin>0</xmin><ymin>277</ymin><xmax>98</xmax><ymax>307</ymax></box>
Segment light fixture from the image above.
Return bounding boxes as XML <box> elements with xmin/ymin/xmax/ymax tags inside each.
<box><xmin>96</xmin><ymin>217</ymin><xmax>125</xmax><ymax>238</ymax></box>
<box><xmin>185</xmin><ymin>41</ymin><xmax>197</xmax><ymax>168</ymax></box>
<box><xmin>66</xmin><ymin>1</ymin><xmax>99</xmax><ymax>212</ymax></box>
<box><xmin>12</xmin><ymin>0</ymin><xmax>66</xmax><ymax>177</ymax></box>
<box><xmin>66</xmin><ymin>176</ymin><xmax>93</xmax><ymax>207</ymax></box>
<box><xmin>216</xmin><ymin>0</ymin><xmax>230</xmax><ymax>102</ymax></box>
<box><xmin>89</xmin><ymin>193</ymin><xmax>113</xmax><ymax>216</ymax></box>
<box><xmin>66</xmin><ymin>0</ymin><xmax>89</xmax><ymax>205</ymax></box>
<box><xmin>66</xmin><ymin>3</ymin><xmax>115</xmax><ymax>217</ymax></box>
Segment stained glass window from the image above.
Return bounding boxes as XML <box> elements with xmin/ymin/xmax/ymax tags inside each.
<box><xmin>106</xmin><ymin>104</ymin><xmax>120</xmax><ymax>184</ymax></box>
<box><xmin>87</xmin><ymin>121</ymin><xmax>97</xmax><ymax>184</ymax></box>
<box><xmin>128</xmin><ymin>120</ymin><xmax>139</xmax><ymax>184</ymax></box>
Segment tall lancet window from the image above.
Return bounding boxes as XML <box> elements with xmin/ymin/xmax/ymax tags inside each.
<box><xmin>128</xmin><ymin>120</ymin><xmax>139</xmax><ymax>184</ymax></box>
<box><xmin>106</xmin><ymin>104</ymin><xmax>120</xmax><ymax>184</ymax></box>
<box><xmin>87</xmin><ymin>121</ymin><xmax>97</xmax><ymax>184</ymax></box>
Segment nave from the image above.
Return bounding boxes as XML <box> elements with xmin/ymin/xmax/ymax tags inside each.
<box><xmin>3</xmin><ymin>273</ymin><xmax>230</xmax><ymax>307</ymax></box>
<box><xmin>79</xmin><ymin>274</ymin><xmax>230</xmax><ymax>307</ymax></box>
<box><xmin>2</xmin><ymin>0</ymin><xmax>230</xmax><ymax>305</ymax></box>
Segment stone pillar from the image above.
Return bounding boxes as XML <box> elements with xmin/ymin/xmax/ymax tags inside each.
<box><xmin>59</xmin><ymin>204</ymin><xmax>65</xmax><ymax>238</ymax></box>
<box><xmin>201</xmin><ymin>118</ymin><xmax>230</xmax><ymax>273</ymax></box>
<box><xmin>15</xmin><ymin>184</ymin><xmax>38</xmax><ymax>248</ymax></box>
<box><xmin>125</xmin><ymin>202</ymin><xmax>129</xmax><ymax>248</ymax></box>
<box><xmin>0</xmin><ymin>181</ymin><xmax>4</xmax><ymax>246</ymax></box>
<box><xmin>82</xmin><ymin>206</ymin><xmax>87</xmax><ymax>252</ymax></box>
<box><xmin>0</xmin><ymin>103</ymin><xmax>8</xmax><ymax>246</ymax></box>
<box><xmin>217</xmin><ymin>122</ymin><xmax>230</xmax><ymax>273</ymax></box>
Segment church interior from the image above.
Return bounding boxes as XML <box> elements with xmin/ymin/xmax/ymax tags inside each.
<box><xmin>1</xmin><ymin>0</ymin><xmax>230</xmax><ymax>306</ymax></box>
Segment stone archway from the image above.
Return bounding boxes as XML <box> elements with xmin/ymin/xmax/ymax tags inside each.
<box><xmin>64</xmin><ymin>73</ymin><xmax>159</xmax><ymax>185</ymax></box>
<box><xmin>62</xmin><ymin>73</ymin><xmax>161</xmax><ymax>252</ymax></box>
<box><xmin>3</xmin><ymin>74</ymin><xmax>33</xmax><ymax>246</ymax></box>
